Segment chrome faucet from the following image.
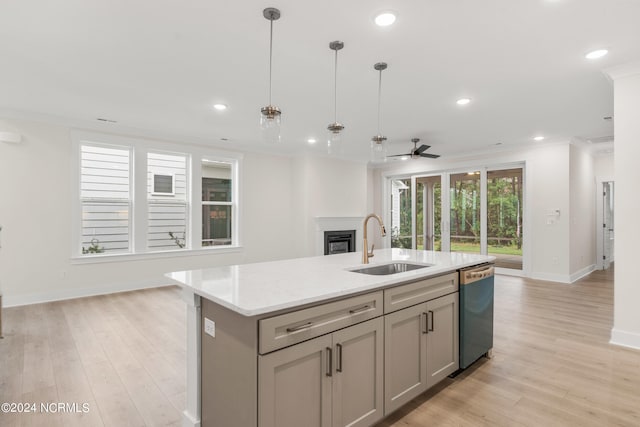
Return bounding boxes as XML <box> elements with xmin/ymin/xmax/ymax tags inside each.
<box><xmin>362</xmin><ymin>213</ymin><xmax>386</xmax><ymax>264</ymax></box>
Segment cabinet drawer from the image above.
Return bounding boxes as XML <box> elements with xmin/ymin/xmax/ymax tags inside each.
<box><xmin>384</xmin><ymin>272</ymin><xmax>458</xmax><ymax>313</ymax></box>
<box><xmin>259</xmin><ymin>291</ymin><xmax>383</xmax><ymax>354</ymax></box>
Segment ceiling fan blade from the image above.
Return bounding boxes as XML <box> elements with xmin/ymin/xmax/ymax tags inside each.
<box><xmin>420</xmin><ymin>153</ymin><xmax>440</xmax><ymax>158</ymax></box>
<box><xmin>387</xmin><ymin>153</ymin><xmax>410</xmax><ymax>157</ymax></box>
<box><xmin>414</xmin><ymin>144</ymin><xmax>431</xmax><ymax>155</ymax></box>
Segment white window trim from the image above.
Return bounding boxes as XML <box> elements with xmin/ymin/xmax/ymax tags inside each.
<box><xmin>71</xmin><ymin>130</ymin><xmax>243</xmax><ymax>263</ymax></box>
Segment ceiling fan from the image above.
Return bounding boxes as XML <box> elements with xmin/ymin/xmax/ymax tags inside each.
<box><xmin>388</xmin><ymin>138</ymin><xmax>441</xmax><ymax>159</ymax></box>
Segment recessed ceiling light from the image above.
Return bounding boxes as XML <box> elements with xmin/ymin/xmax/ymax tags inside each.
<box><xmin>585</xmin><ymin>49</ymin><xmax>608</xmax><ymax>60</ymax></box>
<box><xmin>213</xmin><ymin>103</ymin><xmax>228</xmax><ymax>111</ymax></box>
<box><xmin>533</xmin><ymin>136</ymin><xmax>545</xmax><ymax>141</ymax></box>
<box><xmin>374</xmin><ymin>12</ymin><xmax>397</xmax><ymax>27</ymax></box>
<box><xmin>400</xmin><ymin>156</ymin><xmax>410</xmax><ymax>161</ymax></box>
<box><xmin>456</xmin><ymin>98</ymin><xmax>471</xmax><ymax>106</ymax></box>
<box><xmin>307</xmin><ymin>138</ymin><xmax>317</xmax><ymax>144</ymax></box>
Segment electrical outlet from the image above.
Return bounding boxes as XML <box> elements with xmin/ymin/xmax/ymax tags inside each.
<box><xmin>204</xmin><ymin>317</ymin><xmax>216</xmax><ymax>338</ymax></box>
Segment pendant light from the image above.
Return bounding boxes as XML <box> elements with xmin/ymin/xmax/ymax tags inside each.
<box><xmin>260</xmin><ymin>7</ymin><xmax>282</xmax><ymax>143</ymax></box>
<box><xmin>371</xmin><ymin>62</ymin><xmax>388</xmax><ymax>162</ymax></box>
<box><xmin>327</xmin><ymin>41</ymin><xmax>345</xmax><ymax>155</ymax></box>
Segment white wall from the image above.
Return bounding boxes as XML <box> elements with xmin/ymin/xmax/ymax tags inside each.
<box><xmin>0</xmin><ymin>117</ymin><xmax>301</xmax><ymax>306</ymax></box>
<box><xmin>594</xmin><ymin>153</ymin><xmax>614</xmax><ymax>178</ymax></box>
<box><xmin>292</xmin><ymin>155</ymin><xmax>368</xmax><ymax>256</ymax></box>
<box><xmin>569</xmin><ymin>144</ymin><xmax>596</xmax><ymax>279</ymax></box>
<box><xmin>607</xmin><ymin>61</ymin><xmax>640</xmax><ymax>349</ymax></box>
<box><xmin>371</xmin><ymin>142</ymin><xmax>575</xmax><ymax>281</ymax></box>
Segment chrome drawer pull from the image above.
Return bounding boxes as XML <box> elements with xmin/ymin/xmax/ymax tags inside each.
<box><xmin>349</xmin><ymin>305</ymin><xmax>371</xmax><ymax>315</ymax></box>
<box><xmin>286</xmin><ymin>322</ymin><xmax>313</xmax><ymax>333</ymax></box>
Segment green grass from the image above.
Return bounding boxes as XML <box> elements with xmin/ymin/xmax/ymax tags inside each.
<box><xmin>416</xmin><ymin>241</ymin><xmax>522</xmax><ymax>256</ymax></box>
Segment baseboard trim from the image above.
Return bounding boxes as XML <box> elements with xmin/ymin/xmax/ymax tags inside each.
<box><xmin>182</xmin><ymin>410</ymin><xmax>201</xmax><ymax>427</ymax></box>
<box><xmin>529</xmin><ymin>272</ymin><xmax>571</xmax><ymax>284</ymax></box>
<box><xmin>610</xmin><ymin>328</ymin><xmax>640</xmax><ymax>351</ymax></box>
<box><xmin>570</xmin><ymin>264</ymin><xmax>596</xmax><ymax>283</ymax></box>
<box><xmin>2</xmin><ymin>278</ymin><xmax>173</xmax><ymax>307</ymax></box>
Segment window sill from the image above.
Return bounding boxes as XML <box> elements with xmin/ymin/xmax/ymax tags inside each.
<box><xmin>71</xmin><ymin>246</ymin><xmax>243</xmax><ymax>265</ymax></box>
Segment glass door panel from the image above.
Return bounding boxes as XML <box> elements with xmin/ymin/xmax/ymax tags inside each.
<box><xmin>487</xmin><ymin>168</ymin><xmax>523</xmax><ymax>269</ymax></box>
<box><xmin>415</xmin><ymin>176</ymin><xmax>442</xmax><ymax>250</ymax></box>
<box><xmin>390</xmin><ymin>179</ymin><xmax>412</xmax><ymax>248</ymax></box>
<box><xmin>449</xmin><ymin>172</ymin><xmax>481</xmax><ymax>254</ymax></box>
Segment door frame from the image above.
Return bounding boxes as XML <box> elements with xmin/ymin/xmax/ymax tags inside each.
<box><xmin>596</xmin><ymin>176</ymin><xmax>615</xmax><ymax>270</ymax></box>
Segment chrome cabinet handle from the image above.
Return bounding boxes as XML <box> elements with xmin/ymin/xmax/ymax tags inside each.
<box><xmin>326</xmin><ymin>347</ymin><xmax>333</xmax><ymax>377</ymax></box>
<box><xmin>428</xmin><ymin>310</ymin><xmax>434</xmax><ymax>332</ymax></box>
<box><xmin>286</xmin><ymin>322</ymin><xmax>312</xmax><ymax>333</ymax></box>
<box><xmin>336</xmin><ymin>343</ymin><xmax>343</xmax><ymax>373</ymax></box>
<box><xmin>349</xmin><ymin>305</ymin><xmax>371</xmax><ymax>315</ymax></box>
<box><xmin>422</xmin><ymin>312</ymin><xmax>428</xmax><ymax>334</ymax></box>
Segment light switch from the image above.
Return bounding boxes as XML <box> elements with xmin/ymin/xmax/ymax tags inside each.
<box><xmin>204</xmin><ymin>317</ymin><xmax>216</xmax><ymax>338</ymax></box>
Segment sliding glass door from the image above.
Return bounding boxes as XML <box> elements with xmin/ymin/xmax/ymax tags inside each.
<box><xmin>394</xmin><ymin>164</ymin><xmax>524</xmax><ymax>271</ymax></box>
<box><xmin>449</xmin><ymin>171</ymin><xmax>481</xmax><ymax>254</ymax></box>
<box><xmin>487</xmin><ymin>168</ymin><xmax>523</xmax><ymax>269</ymax></box>
<box><xmin>415</xmin><ymin>176</ymin><xmax>442</xmax><ymax>250</ymax></box>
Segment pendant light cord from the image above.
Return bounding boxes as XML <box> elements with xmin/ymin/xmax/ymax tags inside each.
<box><xmin>377</xmin><ymin>69</ymin><xmax>382</xmax><ymax>135</ymax></box>
<box><xmin>268</xmin><ymin>18</ymin><xmax>274</xmax><ymax>105</ymax></box>
<box><xmin>334</xmin><ymin>48</ymin><xmax>338</xmax><ymax>123</ymax></box>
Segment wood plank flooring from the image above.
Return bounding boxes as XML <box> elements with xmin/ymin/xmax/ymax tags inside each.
<box><xmin>1</xmin><ymin>266</ymin><xmax>639</xmax><ymax>426</ymax></box>
<box><xmin>0</xmin><ymin>287</ymin><xmax>185</xmax><ymax>427</ymax></box>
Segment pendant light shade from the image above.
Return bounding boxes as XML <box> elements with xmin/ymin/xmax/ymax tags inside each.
<box><xmin>371</xmin><ymin>62</ymin><xmax>388</xmax><ymax>162</ymax></box>
<box><xmin>260</xmin><ymin>7</ymin><xmax>282</xmax><ymax>143</ymax></box>
<box><xmin>327</xmin><ymin>41</ymin><xmax>345</xmax><ymax>155</ymax></box>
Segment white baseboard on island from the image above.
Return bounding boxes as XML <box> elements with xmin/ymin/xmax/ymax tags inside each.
<box><xmin>610</xmin><ymin>328</ymin><xmax>640</xmax><ymax>351</ymax></box>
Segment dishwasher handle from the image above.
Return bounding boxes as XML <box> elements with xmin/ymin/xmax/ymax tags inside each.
<box><xmin>460</xmin><ymin>265</ymin><xmax>494</xmax><ymax>284</ymax></box>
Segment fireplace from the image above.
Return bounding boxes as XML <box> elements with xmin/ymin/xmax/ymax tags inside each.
<box><xmin>324</xmin><ymin>230</ymin><xmax>356</xmax><ymax>255</ymax></box>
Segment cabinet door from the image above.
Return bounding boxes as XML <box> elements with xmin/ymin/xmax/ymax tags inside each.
<box><xmin>332</xmin><ymin>317</ymin><xmax>384</xmax><ymax>427</ymax></box>
<box><xmin>384</xmin><ymin>303</ymin><xmax>428</xmax><ymax>414</ymax></box>
<box><xmin>259</xmin><ymin>334</ymin><xmax>332</xmax><ymax>427</ymax></box>
<box><xmin>425</xmin><ymin>293</ymin><xmax>459</xmax><ymax>389</ymax></box>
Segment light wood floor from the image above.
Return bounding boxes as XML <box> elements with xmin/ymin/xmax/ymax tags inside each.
<box><xmin>1</xmin><ymin>266</ymin><xmax>639</xmax><ymax>426</ymax></box>
<box><xmin>0</xmin><ymin>286</ymin><xmax>186</xmax><ymax>427</ymax></box>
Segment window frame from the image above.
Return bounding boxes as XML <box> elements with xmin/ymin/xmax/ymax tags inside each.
<box><xmin>71</xmin><ymin>130</ymin><xmax>243</xmax><ymax>263</ymax></box>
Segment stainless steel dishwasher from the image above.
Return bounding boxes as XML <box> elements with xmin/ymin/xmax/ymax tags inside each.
<box><xmin>459</xmin><ymin>264</ymin><xmax>494</xmax><ymax>369</ymax></box>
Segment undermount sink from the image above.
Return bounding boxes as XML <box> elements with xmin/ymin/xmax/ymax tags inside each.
<box><xmin>350</xmin><ymin>262</ymin><xmax>432</xmax><ymax>276</ymax></box>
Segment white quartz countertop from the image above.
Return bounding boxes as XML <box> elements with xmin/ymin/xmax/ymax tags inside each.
<box><xmin>166</xmin><ymin>249</ymin><xmax>495</xmax><ymax>317</ymax></box>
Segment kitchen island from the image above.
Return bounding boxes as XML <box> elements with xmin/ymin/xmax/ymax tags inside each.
<box><xmin>167</xmin><ymin>248</ymin><xmax>494</xmax><ymax>427</ymax></box>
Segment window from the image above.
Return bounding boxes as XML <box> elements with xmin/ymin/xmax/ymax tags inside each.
<box><xmin>201</xmin><ymin>160</ymin><xmax>234</xmax><ymax>247</ymax></box>
<box><xmin>147</xmin><ymin>152</ymin><xmax>188</xmax><ymax>251</ymax></box>
<box><xmin>74</xmin><ymin>133</ymin><xmax>241</xmax><ymax>259</ymax></box>
<box><xmin>80</xmin><ymin>144</ymin><xmax>131</xmax><ymax>254</ymax></box>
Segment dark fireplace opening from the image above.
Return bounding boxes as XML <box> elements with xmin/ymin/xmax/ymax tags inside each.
<box><xmin>324</xmin><ymin>230</ymin><xmax>356</xmax><ymax>255</ymax></box>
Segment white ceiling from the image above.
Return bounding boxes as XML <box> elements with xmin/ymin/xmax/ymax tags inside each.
<box><xmin>1</xmin><ymin>0</ymin><xmax>637</xmax><ymax>162</ymax></box>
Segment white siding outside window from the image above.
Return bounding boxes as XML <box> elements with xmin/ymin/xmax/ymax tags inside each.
<box><xmin>147</xmin><ymin>152</ymin><xmax>188</xmax><ymax>251</ymax></box>
<box><xmin>80</xmin><ymin>144</ymin><xmax>131</xmax><ymax>254</ymax></box>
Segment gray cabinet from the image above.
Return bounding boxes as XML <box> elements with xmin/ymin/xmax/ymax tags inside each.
<box><xmin>384</xmin><ymin>292</ymin><xmax>459</xmax><ymax>415</ymax></box>
<box><xmin>258</xmin><ymin>334</ymin><xmax>333</xmax><ymax>427</ymax></box>
<box><xmin>426</xmin><ymin>293</ymin><xmax>459</xmax><ymax>388</ymax></box>
<box><xmin>259</xmin><ymin>317</ymin><xmax>384</xmax><ymax>427</ymax></box>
